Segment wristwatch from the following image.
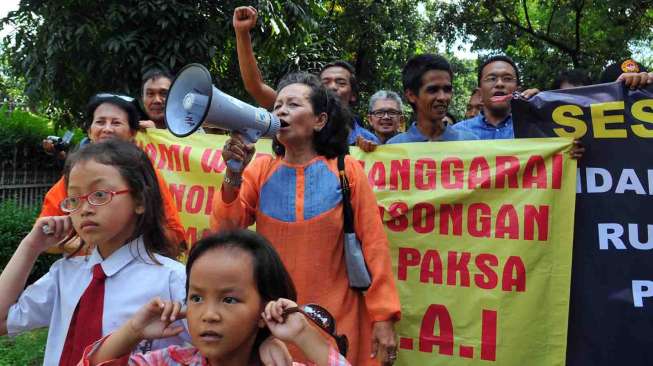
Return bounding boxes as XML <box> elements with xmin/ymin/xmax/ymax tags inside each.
<box><xmin>223</xmin><ymin>174</ymin><xmax>242</xmax><ymax>187</ymax></box>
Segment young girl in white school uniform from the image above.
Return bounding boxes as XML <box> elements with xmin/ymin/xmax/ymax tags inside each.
<box><xmin>0</xmin><ymin>139</ymin><xmax>188</xmax><ymax>366</ymax></box>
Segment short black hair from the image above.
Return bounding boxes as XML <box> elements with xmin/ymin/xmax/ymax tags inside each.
<box><xmin>402</xmin><ymin>54</ymin><xmax>453</xmax><ymax>96</ymax></box>
<box><xmin>85</xmin><ymin>93</ymin><xmax>141</xmax><ymax>131</ymax></box>
<box><xmin>186</xmin><ymin>229</ymin><xmax>297</xmax><ymax>355</ymax></box>
<box><xmin>272</xmin><ymin>72</ymin><xmax>350</xmax><ymax>159</ymax></box>
<box><xmin>141</xmin><ymin>67</ymin><xmax>173</xmax><ymax>94</ymax></box>
<box><xmin>320</xmin><ymin>60</ymin><xmax>358</xmax><ymax>101</ymax></box>
<box><xmin>401</xmin><ymin>54</ymin><xmax>453</xmax><ymax>110</ymax></box>
<box><xmin>551</xmin><ymin>68</ymin><xmax>592</xmax><ymax>90</ymax></box>
<box><xmin>477</xmin><ymin>55</ymin><xmax>521</xmax><ymax>86</ymax></box>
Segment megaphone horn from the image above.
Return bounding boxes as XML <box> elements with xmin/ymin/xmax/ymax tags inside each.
<box><xmin>164</xmin><ymin>63</ymin><xmax>280</xmax><ymax>172</ymax></box>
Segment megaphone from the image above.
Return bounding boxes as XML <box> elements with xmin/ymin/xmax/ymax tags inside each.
<box><xmin>165</xmin><ymin>63</ymin><xmax>280</xmax><ymax>171</ymax></box>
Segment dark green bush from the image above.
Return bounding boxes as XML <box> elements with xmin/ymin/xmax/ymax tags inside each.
<box><xmin>0</xmin><ymin>105</ymin><xmax>84</xmax><ymax>163</ymax></box>
<box><xmin>0</xmin><ymin>106</ymin><xmax>52</xmax><ymax>147</ymax></box>
<box><xmin>0</xmin><ymin>201</ymin><xmax>58</xmax><ymax>285</ymax></box>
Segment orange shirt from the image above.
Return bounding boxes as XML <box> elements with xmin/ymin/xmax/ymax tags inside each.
<box><xmin>40</xmin><ymin>169</ymin><xmax>186</xmax><ymax>254</ymax></box>
<box><xmin>211</xmin><ymin>155</ymin><xmax>401</xmax><ymax>366</ymax></box>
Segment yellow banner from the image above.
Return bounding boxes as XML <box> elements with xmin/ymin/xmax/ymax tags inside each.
<box><xmin>137</xmin><ymin>129</ymin><xmax>576</xmax><ymax>366</ymax></box>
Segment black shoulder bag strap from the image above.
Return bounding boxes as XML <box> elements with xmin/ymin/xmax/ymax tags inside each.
<box><xmin>338</xmin><ymin>155</ymin><xmax>355</xmax><ymax>234</ymax></box>
<box><xmin>338</xmin><ymin>155</ymin><xmax>372</xmax><ymax>290</ymax></box>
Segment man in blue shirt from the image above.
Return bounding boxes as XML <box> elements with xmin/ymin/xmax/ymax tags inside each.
<box><xmin>452</xmin><ymin>55</ymin><xmax>541</xmax><ymax>140</ymax></box>
<box><xmin>387</xmin><ymin>54</ymin><xmax>478</xmax><ymax>144</ymax></box>
<box><xmin>453</xmin><ymin>55</ymin><xmax>585</xmax><ymax>158</ymax></box>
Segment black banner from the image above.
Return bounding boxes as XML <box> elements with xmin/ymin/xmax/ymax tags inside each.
<box><xmin>513</xmin><ymin>82</ymin><xmax>653</xmax><ymax>365</ymax></box>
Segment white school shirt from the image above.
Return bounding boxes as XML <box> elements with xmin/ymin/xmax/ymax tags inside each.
<box><xmin>7</xmin><ymin>237</ymin><xmax>189</xmax><ymax>366</ymax></box>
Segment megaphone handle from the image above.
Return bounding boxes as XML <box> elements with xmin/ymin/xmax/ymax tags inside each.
<box><xmin>226</xmin><ymin>129</ymin><xmax>258</xmax><ymax>173</ymax></box>
<box><xmin>227</xmin><ymin>159</ymin><xmax>244</xmax><ymax>172</ymax></box>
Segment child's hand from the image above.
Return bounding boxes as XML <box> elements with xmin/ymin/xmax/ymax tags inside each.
<box><xmin>127</xmin><ymin>298</ymin><xmax>186</xmax><ymax>340</ymax></box>
<box><xmin>22</xmin><ymin>216</ymin><xmax>73</xmax><ymax>254</ymax></box>
<box><xmin>262</xmin><ymin>298</ymin><xmax>308</xmax><ymax>342</ymax></box>
<box><xmin>259</xmin><ymin>336</ymin><xmax>292</xmax><ymax>366</ymax></box>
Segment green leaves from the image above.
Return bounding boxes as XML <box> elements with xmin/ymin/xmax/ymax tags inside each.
<box><xmin>1</xmin><ymin>0</ymin><xmax>442</xmax><ymax>128</ymax></box>
<box><xmin>427</xmin><ymin>0</ymin><xmax>653</xmax><ymax>89</ymax></box>
<box><xmin>6</xmin><ymin>0</ymin><xmax>644</xmax><ymax>128</ymax></box>
<box><xmin>0</xmin><ymin>1</ymin><xmax>216</xmax><ymax>127</ymax></box>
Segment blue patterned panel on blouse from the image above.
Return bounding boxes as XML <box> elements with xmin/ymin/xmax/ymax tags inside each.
<box><xmin>303</xmin><ymin>160</ymin><xmax>342</xmax><ymax>220</ymax></box>
<box><xmin>260</xmin><ymin>165</ymin><xmax>297</xmax><ymax>222</ymax></box>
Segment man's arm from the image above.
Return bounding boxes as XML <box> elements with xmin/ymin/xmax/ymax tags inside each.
<box><xmin>233</xmin><ymin>6</ymin><xmax>277</xmax><ymax>109</ymax></box>
<box><xmin>618</xmin><ymin>72</ymin><xmax>653</xmax><ymax>89</ymax></box>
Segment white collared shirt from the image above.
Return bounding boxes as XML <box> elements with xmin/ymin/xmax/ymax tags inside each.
<box><xmin>7</xmin><ymin>237</ymin><xmax>189</xmax><ymax>366</ymax></box>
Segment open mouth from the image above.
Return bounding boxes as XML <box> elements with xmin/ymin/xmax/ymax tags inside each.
<box><xmin>490</xmin><ymin>92</ymin><xmax>512</xmax><ymax>103</ymax></box>
<box><xmin>279</xmin><ymin>120</ymin><xmax>290</xmax><ymax>128</ymax></box>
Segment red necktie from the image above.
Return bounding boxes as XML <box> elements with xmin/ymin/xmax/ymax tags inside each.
<box><xmin>59</xmin><ymin>263</ymin><xmax>106</xmax><ymax>366</ymax></box>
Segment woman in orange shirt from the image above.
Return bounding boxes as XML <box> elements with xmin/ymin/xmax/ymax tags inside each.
<box><xmin>211</xmin><ymin>73</ymin><xmax>401</xmax><ymax>366</ymax></box>
<box><xmin>39</xmin><ymin>93</ymin><xmax>186</xmax><ymax>255</ymax></box>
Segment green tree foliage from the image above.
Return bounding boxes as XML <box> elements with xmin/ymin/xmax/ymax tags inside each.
<box><xmin>318</xmin><ymin>0</ymin><xmax>427</xmax><ymax>112</ymax></box>
<box><xmin>1</xmin><ymin>0</ymin><xmax>316</xmax><ymax>128</ymax></box>
<box><xmin>448</xmin><ymin>55</ymin><xmax>478</xmax><ymax>121</ymax></box>
<box><xmin>428</xmin><ymin>0</ymin><xmax>653</xmax><ymax>89</ymax></box>
<box><xmin>2</xmin><ymin>0</ymin><xmax>444</xmax><ymax>127</ymax></box>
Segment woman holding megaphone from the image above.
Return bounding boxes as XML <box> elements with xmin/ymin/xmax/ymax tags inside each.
<box><xmin>212</xmin><ymin>72</ymin><xmax>401</xmax><ymax>366</ymax></box>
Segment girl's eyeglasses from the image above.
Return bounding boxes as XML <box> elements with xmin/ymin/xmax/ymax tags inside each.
<box><xmin>60</xmin><ymin>189</ymin><xmax>131</xmax><ymax>213</ymax></box>
<box><xmin>283</xmin><ymin>303</ymin><xmax>349</xmax><ymax>357</ymax></box>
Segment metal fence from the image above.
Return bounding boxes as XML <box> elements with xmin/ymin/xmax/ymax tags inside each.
<box><xmin>0</xmin><ymin>147</ymin><xmax>61</xmax><ymax>208</ymax></box>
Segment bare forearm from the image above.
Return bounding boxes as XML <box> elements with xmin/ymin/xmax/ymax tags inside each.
<box><xmin>0</xmin><ymin>241</ymin><xmax>40</xmax><ymax>335</ymax></box>
<box><xmin>221</xmin><ymin>169</ymin><xmax>242</xmax><ymax>204</ymax></box>
<box><xmin>234</xmin><ymin>30</ymin><xmax>276</xmax><ymax>109</ymax></box>
<box><xmin>88</xmin><ymin>320</ymin><xmax>143</xmax><ymax>365</ymax></box>
<box><xmin>293</xmin><ymin>326</ymin><xmax>331</xmax><ymax>366</ymax></box>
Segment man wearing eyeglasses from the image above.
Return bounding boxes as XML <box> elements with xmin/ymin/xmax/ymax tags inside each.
<box><xmin>362</xmin><ymin>90</ymin><xmax>404</xmax><ymax>147</ymax></box>
<box><xmin>453</xmin><ymin>55</ymin><xmax>539</xmax><ymax>140</ymax></box>
<box><xmin>453</xmin><ymin>55</ymin><xmax>584</xmax><ymax>159</ymax></box>
<box><xmin>386</xmin><ymin>54</ymin><xmax>478</xmax><ymax>144</ymax></box>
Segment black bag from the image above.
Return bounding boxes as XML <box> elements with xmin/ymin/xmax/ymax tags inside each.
<box><xmin>338</xmin><ymin>155</ymin><xmax>372</xmax><ymax>291</ymax></box>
